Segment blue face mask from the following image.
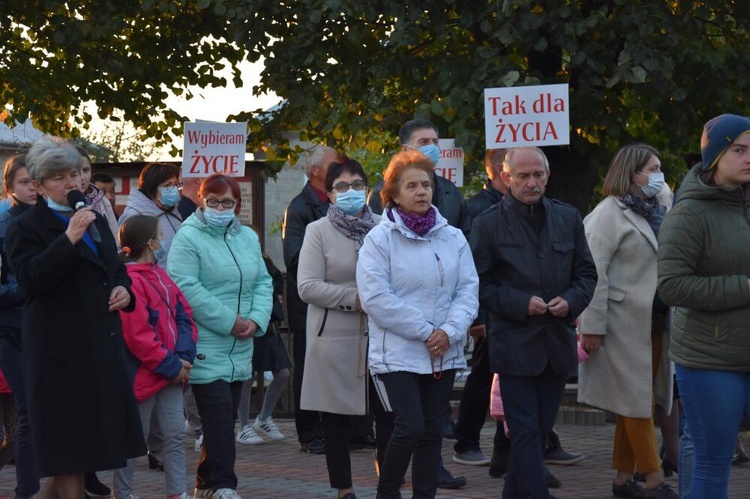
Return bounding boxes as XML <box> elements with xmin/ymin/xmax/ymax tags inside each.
<box><xmin>416</xmin><ymin>144</ymin><xmax>441</xmax><ymax>166</ymax></box>
<box><xmin>159</xmin><ymin>186</ymin><xmax>181</xmax><ymax>207</ymax></box>
<box><xmin>47</xmin><ymin>197</ymin><xmax>73</xmax><ymax>212</ymax></box>
<box><xmin>335</xmin><ymin>189</ymin><xmax>366</xmax><ymax>216</ymax></box>
<box><xmin>150</xmin><ymin>240</ymin><xmax>167</xmax><ymax>263</ymax></box>
<box><xmin>204</xmin><ymin>206</ymin><xmax>235</xmax><ymax>227</ymax></box>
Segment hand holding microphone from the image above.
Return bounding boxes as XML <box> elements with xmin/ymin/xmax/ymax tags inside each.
<box><xmin>66</xmin><ymin>190</ymin><xmax>101</xmax><ymax>244</ymax></box>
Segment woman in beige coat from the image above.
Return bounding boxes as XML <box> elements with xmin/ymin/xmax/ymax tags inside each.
<box><xmin>578</xmin><ymin>144</ymin><xmax>677</xmax><ymax>499</ymax></box>
<box><xmin>298</xmin><ymin>158</ymin><xmax>381</xmax><ymax>499</ymax></box>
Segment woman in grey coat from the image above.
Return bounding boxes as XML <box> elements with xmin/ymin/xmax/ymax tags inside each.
<box><xmin>298</xmin><ymin>158</ymin><xmax>380</xmax><ymax>499</ymax></box>
<box><xmin>578</xmin><ymin>144</ymin><xmax>676</xmax><ymax>499</ymax></box>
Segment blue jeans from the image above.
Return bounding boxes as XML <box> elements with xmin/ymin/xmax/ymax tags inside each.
<box><xmin>675</xmin><ymin>364</ymin><xmax>750</xmax><ymax>499</ymax></box>
<box><xmin>679</xmin><ymin>416</ymin><xmax>694</xmax><ymax>499</ymax></box>
<box><xmin>0</xmin><ymin>333</ymin><xmax>39</xmax><ymax>498</ymax></box>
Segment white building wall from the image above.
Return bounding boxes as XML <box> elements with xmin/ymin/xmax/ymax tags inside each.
<box><xmin>263</xmin><ymin>159</ymin><xmax>307</xmax><ymax>273</ymax></box>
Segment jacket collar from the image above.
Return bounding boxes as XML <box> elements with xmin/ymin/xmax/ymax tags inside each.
<box><xmin>381</xmin><ymin>205</ymin><xmax>449</xmax><ymax>240</ymax></box>
<box><xmin>482</xmin><ymin>180</ymin><xmax>504</xmax><ymax>204</ymax></box>
<box><xmin>302</xmin><ymin>182</ymin><xmax>330</xmax><ymax>206</ymax></box>
<box><xmin>36</xmin><ymin>198</ymin><xmax>107</xmax><ymax>272</ymax></box>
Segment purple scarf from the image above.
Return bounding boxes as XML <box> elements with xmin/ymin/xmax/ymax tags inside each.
<box><xmin>396</xmin><ymin>206</ymin><xmax>437</xmax><ymax>237</ymax></box>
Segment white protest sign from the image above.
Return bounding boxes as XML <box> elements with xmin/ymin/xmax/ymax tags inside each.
<box><xmin>436</xmin><ymin>139</ymin><xmax>464</xmax><ymax>187</ymax></box>
<box><xmin>182</xmin><ymin>122</ymin><xmax>247</xmax><ymax>178</ymax></box>
<box><xmin>484</xmin><ymin>84</ymin><xmax>569</xmax><ymax>149</ymax></box>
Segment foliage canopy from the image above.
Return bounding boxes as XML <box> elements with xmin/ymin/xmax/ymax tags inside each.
<box><xmin>3</xmin><ymin>0</ymin><xmax>750</xmax><ymax>209</ymax></box>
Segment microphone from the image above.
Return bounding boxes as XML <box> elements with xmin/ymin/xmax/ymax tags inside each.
<box><xmin>66</xmin><ymin>190</ymin><xmax>101</xmax><ymax>243</ymax></box>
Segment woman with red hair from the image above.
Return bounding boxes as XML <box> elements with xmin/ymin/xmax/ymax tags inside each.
<box><xmin>167</xmin><ymin>174</ymin><xmax>273</xmax><ymax>499</ymax></box>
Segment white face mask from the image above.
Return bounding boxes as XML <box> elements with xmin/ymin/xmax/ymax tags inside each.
<box><xmin>203</xmin><ymin>206</ymin><xmax>235</xmax><ymax>227</ymax></box>
<box><xmin>637</xmin><ymin>171</ymin><xmax>665</xmax><ymax>198</ymax></box>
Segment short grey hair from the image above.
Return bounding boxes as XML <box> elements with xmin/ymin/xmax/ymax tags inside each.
<box><xmin>502</xmin><ymin>147</ymin><xmax>549</xmax><ymax>174</ymax></box>
<box><xmin>26</xmin><ymin>135</ymin><xmax>82</xmax><ymax>182</ymax></box>
<box><xmin>303</xmin><ymin>145</ymin><xmax>338</xmax><ymax>179</ymax></box>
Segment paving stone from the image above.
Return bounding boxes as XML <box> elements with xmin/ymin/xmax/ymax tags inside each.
<box><xmin>2</xmin><ymin>421</ymin><xmax>749</xmax><ymax>498</ymax></box>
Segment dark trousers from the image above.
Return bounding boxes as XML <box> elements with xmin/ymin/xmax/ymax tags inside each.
<box><xmin>454</xmin><ymin>335</ymin><xmax>509</xmax><ymax>455</ymax></box>
<box><xmin>0</xmin><ymin>333</ymin><xmax>39</xmax><ymax>498</ymax></box>
<box><xmin>191</xmin><ymin>380</ymin><xmax>242</xmax><ymax>492</ymax></box>
<box><xmin>321</xmin><ymin>412</ymin><xmax>354</xmax><ymax>489</ymax></box>
<box><xmin>292</xmin><ymin>329</ymin><xmax>322</xmax><ymax>443</ymax></box>
<box><xmin>377</xmin><ymin>370</ymin><xmax>456</xmax><ymax>499</ymax></box>
<box><xmin>501</xmin><ymin>363</ymin><xmax>567</xmax><ymax>499</ymax></box>
<box><xmin>370</xmin><ymin>378</ymin><xmax>394</xmax><ymax>470</ymax></box>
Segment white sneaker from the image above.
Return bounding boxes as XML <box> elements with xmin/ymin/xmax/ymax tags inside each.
<box><xmin>213</xmin><ymin>488</ymin><xmax>242</xmax><ymax>499</ymax></box>
<box><xmin>236</xmin><ymin>424</ymin><xmax>263</xmax><ymax>445</ymax></box>
<box><xmin>193</xmin><ymin>488</ymin><xmax>212</xmax><ymax>498</ymax></box>
<box><xmin>253</xmin><ymin>417</ymin><xmax>284</xmax><ymax>441</ymax></box>
<box><xmin>194</xmin><ymin>433</ymin><xmax>203</xmax><ymax>452</ymax></box>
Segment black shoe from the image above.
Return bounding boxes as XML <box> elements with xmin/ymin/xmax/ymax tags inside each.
<box><xmin>643</xmin><ymin>483</ymin><xmax>678</xmax><ymax>499</ymax></box>
<box><xmin>340</xmin><ymin>493</ymin><xmax>357</xmax><ymax>499</ymax></box>
<box><xmin>612</xmin><ymin>478</ymin><xmax>645</xmax><ymax>498</ymax></box>
<box><xmin>84</xmin><ymin>471</ymin><xmax>111</xmax><ymax>497</ymax></box>
<box><xmin>350</xmin><ymin>434</ymin><xmax>377</xmax><ymax>450</ymax></box>
<box><xmin>299</xmin><ymin>438</ymin><xmax>325</xmax><ymax>454</ymax></box>
<box><xmin>147</xmin><ymin>451</ymin><xmax>164</xmax><ymax>472</ymax></box>
<box><xmin>437</xmin><ymin>465</ymin><xmax>467</xmax><ymax>489</ymax></box>
<box><xmin>545</xmin><ymin>466</ymin><xmax>561</xmax><ymax>489</ymax></box>
<box><xmin>442</xmin><ymin>418</ymin><xmax>457</xmax><ymax>440</ymax></box>
<box><xmin>488</xmin><ymin>451</ymin><xmax>509</xmax><ymax>478</ymax></box>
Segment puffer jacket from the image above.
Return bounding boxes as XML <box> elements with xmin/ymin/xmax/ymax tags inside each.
<box><xmin>356</xmin><ymin>206</ymin><xmax>479</xmax><ymax>375</ymax></box>
<box><xmin>118</xmin><ymin>190</ymin><xmax>182</xmax><ymax>267</ymax></box>
<box><xmin>658</xmin><ymin>165</ymin><xmax>750</xmax><ymax>371</ymax></box>
<box><xmin>120</xmin><ymin>262</ymin><xmax>197</xmax><ymax>402</ymax></box>
<box><xmin>167</xmin><ymin>209</ymin><xmax>273</xmax><ymax>384</ymax></box>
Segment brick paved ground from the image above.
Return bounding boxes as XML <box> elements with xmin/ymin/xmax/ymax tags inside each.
<box><xmin>3</xmin><ymin>421</ymin><xmax>750</xmax><ymax>498</ymax></box>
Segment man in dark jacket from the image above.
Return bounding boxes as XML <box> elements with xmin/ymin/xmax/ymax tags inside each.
<box><xmin>469</xmin><ymin>147</ymin><xmax>596</xmax><ymax>499</ymax></box>
<box><xmin>282</xmin><ymin>145</ymin><xmax>339</xmax><ymax>454</ymax></box>
<box><xmin>368</xmin><ymin>119</ymin><xmax>467</xmax><ymax>230</ymax></box>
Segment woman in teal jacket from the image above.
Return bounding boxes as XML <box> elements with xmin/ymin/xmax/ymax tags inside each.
<box><xmin>168</xmin><ymin>174</ymin><xmax>272</xmax><ymax>499</ymax></box>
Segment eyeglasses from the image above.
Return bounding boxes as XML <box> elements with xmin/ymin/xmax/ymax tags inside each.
<box><xmin>205</xmin><ymin>198</ymin><xmax>237</xmax><ymax>209</ymax></box>
<box><xmin>160</xmin><ymin>181</ymin><xmax>182</xmax><ymax>189</ymax></box>
<box><xmin>332</xmin><ymin>180</ymin><xmax>367</xmax><ymax>193</ymax></box>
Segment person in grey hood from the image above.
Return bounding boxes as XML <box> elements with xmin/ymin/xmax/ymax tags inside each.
<box><xmin>118</xmin><ymin>162</ymin><xmax>183</xmax><ymax>268</ymax></box>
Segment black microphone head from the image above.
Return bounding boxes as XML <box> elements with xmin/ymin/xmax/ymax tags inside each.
<box><xmin>66</xmin><ymin>190</ymin><xmax>87</xmax><ymax>210</ymax></box>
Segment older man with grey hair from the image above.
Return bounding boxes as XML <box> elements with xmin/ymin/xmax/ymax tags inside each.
<box><xmin>470</xmin><ymin>146</ymin><xmax>597</xmax><ymax>499</ymax></box>
<box><xmin>282</xmin><ymin>145</ymin><xmax>340</xmax><ymax>454</ymax></box>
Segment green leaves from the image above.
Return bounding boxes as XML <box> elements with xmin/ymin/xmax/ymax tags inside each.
<box><xmin>3</xmin><ymin>0</ymin><xmax>750</xmax><ymax>209</ymax></box>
